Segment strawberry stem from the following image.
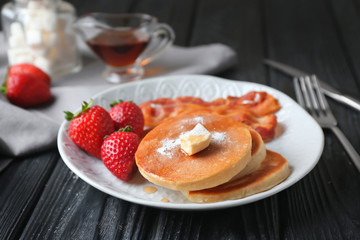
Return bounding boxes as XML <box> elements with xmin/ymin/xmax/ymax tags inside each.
<box><xmin>64</xmin><ymin>111</ymin><xmax>74</xmax><ymax>121</ymax></box>
<box><xmin>64</xmin><ymin>99</ymin><xmax>94</xmax><ymax>121</ymax></box>
<box><xmin>0</xmin><ymin>81</ymin><xmax>6</xmax><ymax>95</ymax></box>
<box><xmin>0</xmin><ymin>68</ymin><xmax>9</xmax><ymax>95</ymax></box>
<box><xmin>110</xmin><ymin>99</ymin><xmax>124</xmax><ymax>107</ymax></box>
<box><xmin>118</xmin><ymin>126</ymin><xmax>132</xmax><ymax>132</ymax></box>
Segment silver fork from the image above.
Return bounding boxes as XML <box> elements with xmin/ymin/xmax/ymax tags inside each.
<box><xmin>294</xmin><ymin>75</ymin><xmax>360</xmax><ymax>172</ymax></box>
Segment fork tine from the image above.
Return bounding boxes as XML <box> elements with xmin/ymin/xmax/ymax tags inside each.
<box><xmin>304</xmin><ymin>76</ymin><xmax>320</xmax><ymax>111</ymax></box>
<box><xmin>294</xmin><ymin>77</ymin><xmax>306</xmax><ymax>107</ymax></box>
<box><xmin>294</xmin><ymin>75</ymin><xmax>360</xmax><ymax>173</ymax></box>
<box><xmin>311</xmin><ymin>75</ymin><xmax>327</xmax><ymax>112</ymax></box>
<box><xmin>299</xmin><ymin>76</ymin><xmax>312</xmax><ymax>110</ymax></box>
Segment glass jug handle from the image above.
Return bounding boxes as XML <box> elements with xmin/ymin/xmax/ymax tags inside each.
<box><xmin>139</xmin><ymin>23</ymin><xmax>175</xmax><ymax>66</ymax></box>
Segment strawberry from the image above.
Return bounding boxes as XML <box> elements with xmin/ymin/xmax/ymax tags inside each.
<box><xmin>1</xmin><ymin>73</ymin><xmax>51</xmax><ymax>108</ymax></box>
<box><xmin>8</xmin><ymin>63</ymin><xmax>51</xmax><ymax>85</ymax></box>
<box><xmin>65</xmin><ymin>100</ymin><xmax>115</xmax><ymax>159</ymax></box>
<box><xmin>109</xmin><ymin>100</ymin><xmax>144</xmax><ymax>136</ymax></box>
<box><xmin>101</xmin><ymin>126</ymin><xmax>140</xmax><ymax>181</ymax></box>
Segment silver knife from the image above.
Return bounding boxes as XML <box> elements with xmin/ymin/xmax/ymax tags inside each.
<box><xmin>0</xmin><ymin>157</ymin><xmax>13</xmax><ymax>173</ymax></box>
<box><xmin>264</xmin><ymin>59</ymin><xmax>360</xmax><ymax>112</ymax></box>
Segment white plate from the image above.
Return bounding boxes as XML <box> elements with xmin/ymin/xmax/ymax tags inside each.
<box><xmin>57</xmin><ymin>75</ymin><xmax>324</xmax><ymax>210</ymax></box>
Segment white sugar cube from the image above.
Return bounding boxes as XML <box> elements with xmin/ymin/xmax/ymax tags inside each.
<box><xmin>42</xmin><ymin>11</ymin><xmax>59</xmax><ymax>31</ymax></box>
<box><xmin>7</xmin><ymin>47</ymin><xmax>30</xmax><ymax>57</ymax></box>
<box><xmin>29</xmin><ymin>46</ymin><xmax>47</xmax><ymax>57</ymax></box>
<box><xmin>24</xmin><ymin>14</ymin><xmax>44</xmax><ymax>31</ymax></box>
<box><xmin>9</xmin><ymin>55</ymin><xmax>33</xmax><ymax>65</ymax></box>
<box><xmin>26</xmin><ymin>30</ymin><xmax>43</xmax><ymax>46</ymax></box>
<box><xmin>7</xmin><ymin>48</ymin><xmax>33</xmax><ymax>65</ymax></box>
<box><xmin>34</xmin><ymin>56</ymin><xmax>53</xmax><ymax>74</ymax></box>
<box><xmin>27</xmin><ymin>1</ymin><xmax>43</xmax><ymax>11</ymax></box>
<box><xmin>10</xmin><ymin>22</ymin><xmax>25</xmax><ymax>38</ymax></box>
<box><xmin>8</xmin><ymin>35</ymin><xmax>26</xmax><ymax>48</ymax></box>
<box><xmin>58</xmin><ymin>1</ymin><xmax>75</xmax><ymax>12</ymax></box>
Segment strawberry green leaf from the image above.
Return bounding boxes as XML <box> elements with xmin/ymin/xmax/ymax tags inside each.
<box><xmin>118</xmin><ymin>126</ymin><xmax>133</xmax><ymax>132</ymax></box>
<box><xmin>0</xmin><ymin>81</ymin><xmax>6</xmax><ymax>95</ymax></box>
<box><xmin>64</xmin><ymin>111</ymin><xmax>74</xmax><ymax>121</ymax></box>
<box><xmin>110</xmin><ymin>99</ymin><xmax>124</xmax><ymax>107</ymax></box>
<box><xmin>1</xmin><ymin>69</ymin><xmax>9</xmax><ymax>95</ymax></box>
<box><xmin>82</xmin><ymin>99</ymin><xmax>93</xmax><ymax>112</ymax></box>
<box><xmin>64</xmin><ymin>99</ymin><xmax>94</xmax><ymax>121</ymax></box>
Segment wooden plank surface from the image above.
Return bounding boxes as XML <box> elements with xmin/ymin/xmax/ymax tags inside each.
<box><xmin>264</xmin><ymin>1</ymin><xmax>360</xmax><ymax>238</ymax></box>
<box><xmin>0</xmin><ymin>0</ymin><xmax>359</xmax><ymax>239</ymax></box>
<box><xmin>0</xmin><ymin>150</ymin><xmax>58</xmax><ymax>240</ymax></box>
<box><xmin>190</xmin><ymin>0</ymin><xmax>267</xmax><ymax>83</ymax></box>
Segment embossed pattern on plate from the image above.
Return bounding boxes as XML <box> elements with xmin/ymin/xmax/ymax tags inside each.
<box><xmin>57</xmin><ymin>75</ymin><xmax>324</xmax><ymax>210</ymax></box>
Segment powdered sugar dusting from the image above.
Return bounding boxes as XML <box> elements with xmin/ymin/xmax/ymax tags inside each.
<box><xmin>182</xmin><ymin>117</ymin><xmax>204</xmax><ymax>125</ymax></box>
<box><xmin>211</xmin><ymin>132</ymin><xmax>226</xmax><ymax>143</ymax></box>
<box><xmin>157</xmin><ymin>138</ymin><xmax>180</xmax><ymax>158</ymax></box>
<box><xmin>157</xmin><ymin>129</ymin><xmax>226</xmax><ymax>158</ymax></box>
<box><xmin>194</xmin><ymin>117</ymin><xmax>204</xmax><ymax>124</ymax></box>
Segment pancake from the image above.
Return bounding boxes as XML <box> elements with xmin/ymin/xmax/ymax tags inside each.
<box><xmin>183</xmin><ymin>150</ymin><xmax>291</xmax><ymax>203</ymax></box>
<box><xmin>231</xmin><ymin>127</ymin><xmax>266</xmax><ymax>181</ymax></box>
<box><xmin>135</xmin><ymin>112</ymin><xmax>252</xmax><ymax>191</ymax></box>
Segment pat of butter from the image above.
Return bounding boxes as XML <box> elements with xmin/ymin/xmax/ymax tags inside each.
<box><xmin>180</xmin><ymin>123</ymin><xmax>211</xmax><ymax>156</ymax></box>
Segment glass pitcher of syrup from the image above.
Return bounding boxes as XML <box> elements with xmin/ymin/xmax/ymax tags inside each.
<box><xmin>74</xmin><ymin>13</ymin><xmax>175</xmax><ymax>83</ymax></box>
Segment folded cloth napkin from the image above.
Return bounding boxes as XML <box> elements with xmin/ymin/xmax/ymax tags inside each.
<box><xmin>0</xmin><ymin>101</ymin><xmax>59</xmax><ymax>157</ymax></box>
<box><xmin>0</xmin><ymin>32</ymin><xmax>237</xmax><ymax>157</ymax></box>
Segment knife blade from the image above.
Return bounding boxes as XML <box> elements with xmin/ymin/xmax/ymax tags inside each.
<box><xmin>0</xmin><ymin>157</ymin><xmax>13</xmax><ymax>173</ymax></box>
<box><xmin>264</xmin><ymin>59</ymin><xmax>360</xmax><ymax>112</ymax></box>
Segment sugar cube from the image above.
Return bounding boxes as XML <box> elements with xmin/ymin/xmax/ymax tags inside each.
<box><xmin>26</xmin><ymin>30</ymin><xmax>43</xmax><ymax>46</ymax></box>
<box><xmin>8</xmin><ymin>35</ymin><xmax>26</xmax><ymax>48</ymax></box>
<box><xmin>7</xmin><ymin>48</ymin><xmax>33</xmax><ymax>65</ymax></box>
<box><xmin>10</xmin><ymin>22</ymin><xmax>25</xmax><ymax>38</ymax></box>
<box><xmin>34</xmin><ymin>56</ymin><xmax>53</xmax><ymax>74</ymax></box>
<box><xmin>42</xmin><ymin>11</ymin><xmax>59</xmax><ymax>31</ymax></box>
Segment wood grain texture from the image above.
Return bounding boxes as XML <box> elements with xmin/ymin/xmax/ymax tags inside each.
<box><xmin>0</xmin><ymin>150</ymin><xmax>58</xmax><ymax>240</ymax></box>
<box><xmin>19</xmin><ymin>158</ymin><xmax>106</xmax><ymax>239</ymax></box>
<box><xmin>0</xmin><ymin>0</ymin><xmax>360</xmax><ymax>239</ymax></box>
<box><xmin>264</xmin><ymin>0</ymin><xmax>360</xmax><ymax>238</ymax></box>
<box><xmin>190</xmin><ymin>0</ymin><xmax>267</xmax><ymax>83</ymax></box>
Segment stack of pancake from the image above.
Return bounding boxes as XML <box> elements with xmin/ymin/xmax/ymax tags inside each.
<box><xmin>135</xmin><ymin>112</ymin><xmax>291</xmax><ymax>203</ymax></box>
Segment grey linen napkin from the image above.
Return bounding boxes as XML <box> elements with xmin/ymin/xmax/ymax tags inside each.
<box><xmin>0</xmin><ymin>101</ymin><xmax>59</xmax><ymax>157</ymax></box>
<box><xmin>0</xmin><ymin>33</ymin><xmax>237</xmax><ymax>157</ymax></box>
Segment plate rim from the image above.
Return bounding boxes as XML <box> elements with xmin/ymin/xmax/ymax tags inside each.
<box><xmin>57</xmin><ymin>74</ymin><xmax>324</xmax><ymax>210</ymax></box>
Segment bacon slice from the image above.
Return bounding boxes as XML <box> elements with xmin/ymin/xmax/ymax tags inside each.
<box><xmin>140</xmin><ymin>91</ymin><xmax>281</xmax><ymax>142</ymax></box>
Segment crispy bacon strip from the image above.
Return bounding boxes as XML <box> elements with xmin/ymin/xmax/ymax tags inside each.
<box><xmin>140</xmin><ymin>91</ymin><xmax>281</xmax><ymax>142</ymax></box>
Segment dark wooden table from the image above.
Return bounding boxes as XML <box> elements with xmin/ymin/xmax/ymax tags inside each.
<box><xmin>1</xmin><ymin>0</ymin><xmax>360</xmax><ymax>239</ymax></box>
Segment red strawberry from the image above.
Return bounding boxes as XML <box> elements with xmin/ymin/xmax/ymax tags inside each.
<box><xmin>1</xmin><ymin>73</ymin><xmax>51</xmax><ymax>108</ymax></box>
<box><xmin>65</xmin><ymin>100</ymin><xmax>115</xmax><ymax>159</ymax></box>
<box><xmin>101</xmin><ymin>126</ymin><xmax>140</xmax><ymax>181</ymax></box>
<box><xmin>109</xmin><ymin>100</ymin><xmax>144</xmax><ymax>136</ymax></box>
<box><xmin>8</xmin><ymin>63</ymin><xmax>51</xmax><ymax>85</ymax></box>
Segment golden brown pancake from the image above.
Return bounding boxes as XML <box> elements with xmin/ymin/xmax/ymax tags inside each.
<box><xmin>183</xmin><ymin>150</ymin><xmax>291</xmax><ymax>203</ymax></box>
<box><xmin>135</xmin><ymin>112</ymin><xmax>252</xmax><ymax>191</ymax></box>
<box><xmin>231</xmin><ymin>128</ymin><xmax>266</xmax><ymax>181</ymax></box>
